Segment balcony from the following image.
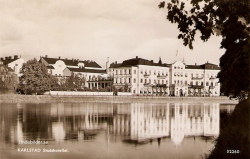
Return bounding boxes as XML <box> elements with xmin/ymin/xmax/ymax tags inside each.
<box><xmin>209</xmin><ymin>86</ymin><xmax>215</xmax><ymax>89</ymax></box>
<box><xmin>209</xmin><ymin>76</ymin><xmax>216</xmax><ymax>80</ymax></box>
<box><xmin>192</xmin><ymin>77</ymin><xmax>203</xmax><ymax>80</ymax></box>
<box><xmin>144</xmin><ymin>73</ymin><xmax>150</xmax><ymax>78</ymax></box>
<box><xmin>157</xmin><ymin>75</ymin><xmax>167</xmax><ymax>79</ymax></box>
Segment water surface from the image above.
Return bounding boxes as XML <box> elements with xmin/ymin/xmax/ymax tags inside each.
<box><xmin>0</xmin><ymin>102</ymin><xmax>235</xmax><ymax>159</ymax></box>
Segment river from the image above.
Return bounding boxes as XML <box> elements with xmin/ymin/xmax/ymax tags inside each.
<box><xmin>0</xmin><ymin>102</ymin><xmax>235</xmax><ymax>159</ymax></box>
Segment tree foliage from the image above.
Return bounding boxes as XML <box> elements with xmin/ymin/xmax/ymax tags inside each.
<box><xmin>159</xmin><ymin>0</ymin><xmax>250</xmax><ymax>99</ymax></box>
<box><xmin>59</xmin><ymin>73</ymin><xmax>85</xmax><ymax>91</ymax></box>
<box><xmin>19</xmin><ymin>59</ymin><xmax>58</xmax><ymax>94</ymax></box>
<box><xmin>0</xmin><ymin>65</ymin><xmax>18</xmax><ymax>94</ymax></box>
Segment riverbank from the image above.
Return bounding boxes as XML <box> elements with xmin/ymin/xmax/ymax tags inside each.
<box><xmin>207</xmin><ymin>99</ymin><xmax>250</xmax><ymax>159</ymax></box>
<box><xmin>0</xmin><ymin>94</ymin><xmax>238</xmax><ymax>104</ymax></box>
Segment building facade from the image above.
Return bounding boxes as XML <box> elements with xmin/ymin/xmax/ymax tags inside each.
<box><xmin>40</xmin><ymin>55</ymin><xmax>110</xmax><ymax>89</ymax></box>
<box><xmin>169</xmin><ymin>61</ymin><xmax>220</xmax><ymax>96</ymax></box>
<box><xmin>109</xmin><ymin>57</ymin><xmax>220</xmax><ymax>96</ymax></box>
<box><xmin>0</xmin><ymin>55</ymin><xmax>25</xmax><ymax>77</ymax></box>
<box><xmin>109</xmin><ymin>56</ymin><xmax>170</xmax><ymax>95</ymax></box>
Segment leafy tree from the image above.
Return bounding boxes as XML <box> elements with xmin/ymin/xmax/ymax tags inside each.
<box><xmin>61</xmin><ymin>73</ymin><xmax>85</xmax><ymax>91</ymax></box>
<box><xmin>159</xmin><ymin>0</ymin><xmax>250</xmax><ymax>99</ymax></box>
<box><xmin>0</xmin><ymin>65</ymin><xmax>18</xmax><ymax>94</ymax></box>
<box><xmin>19</xmin><ymin>59</ymin><xmax>58</xmax><ymax>94</ymax></box>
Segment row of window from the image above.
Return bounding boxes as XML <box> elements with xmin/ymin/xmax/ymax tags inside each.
<box><xmin>174</xmin><ymin>80</ymin><xmax>218</xmax><ymax>86</ymax></box>
<box><xmin>173</xmin><ymin>73</ymin><xmax>216</xmax><ymax>78</ymax></box>
<box><xmin>114</xmin><ymin>78</ymin><xmax>168</xmax><ymax>85</ymax></box>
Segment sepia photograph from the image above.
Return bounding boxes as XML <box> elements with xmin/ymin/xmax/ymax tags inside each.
<box><xmin>0</xmin><ymin>0</ymin><xmax>249</xmax><ymax>159</ymax></box>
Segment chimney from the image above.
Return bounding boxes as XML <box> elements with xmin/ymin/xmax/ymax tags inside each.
<box><xmin>5</xmin><ymin>57</ymin><xmax>8</xmax><ymax>60</ymax></box>
<box><xmin>106</xmin><ymin>57</ymin><xmax>109</xmax><ymax>71</ymax></box>
<box><xmin>115</xmin><ymin>61</ymin><xmax>117</xmax><ymax>64</ymax></box>
<box><xmin>59</xmin><ymin>56</ymin><xmax>61</xmax><ymax>59</ymax></box>
<box><xmin>136</xmin><ymin>56</ymin><xmax>138</xmax><ymax>59</ymax></box>
<box><xmin>45</xmin><ymin>55</ymin><xmax>48</xmax><ymax>58</ymax></box>
<box><xmin>14</xmin><ymin>55</ymin><xmax>18</xmax><ymax>59</ymax></box>
<box><xmin>195</xmin><ymin>63</ymin><xmax>197</xmax><ymax>66</ymax></box>
<box><xmin>151</xmin><ymin>60</ymin><xmax>153</xmax><ymax>62</ymax></box>
<box><xmin>9</xmin><ymin>56</ymin><xmax>12</xmax><ymax>60</ymax></box>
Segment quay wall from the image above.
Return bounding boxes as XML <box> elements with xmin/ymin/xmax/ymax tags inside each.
<box><xmin>0</xmin><ymin>94</ymin><xmax>238</xmax><ymax>104</ymax></box>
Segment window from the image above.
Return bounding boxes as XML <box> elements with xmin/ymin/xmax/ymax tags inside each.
<box><xmin>191</xmin><ymin>73</ymin><xmax>193</xmax><ymax>77</ymax></box>
<box><xmin>15</xmin><ymin>64</ymin><xmax>18</xmax><ymax>66</ymax></box>
<box><xmin>114</xmin><ymin>78</ymin><xmax>117</xmax><ymax>83</ymax></box>
<box><xmin>174</xmin><ymin>67</ymin><xmax>176</xmax><ymax>69</ymax></box>
<box><xmin>206</xmin><ymin>82</ymin><xmax>209</xmax><ymax>86</ymax></box>
<box><xmin>190</xmin><ymin>81</ymin><xmax>193</xmax><ymax>85</ymax></box>
<box><xmin>211</xmin><ymin>82</ymin><xmax>213</xmax><ymax>86</ymax></box>
<box><xmin>141</xmin><ymin>79</ymin><xmax>143</xmax><ymax>83</ymax></box>
<box><xmin>134</xmin><ymin>70</ymin><xmax>136</xmax><ymax>74</ymax></box>
<box><xmin>215</xmin><ymin>82</ymin><xmax>218</xmax><ymax>86</ymax></box>
<box><xmin>124</xmin><ymin>69</ymin><xmax>126</xmax><ymax>74</ymax></box>
<box><xmin>134</xmin><ymin>79</ymin><xmax>136</xmax><ymax>83</ymax></box>
<box><xmin>196</xmin><ymin>82</ymin><xmax>198</xmax><ymax>85</ymax></box>
<box><xmin>185</xmin><ymin>73</ymin><xmax>187</xmax><ymax>77</ymax></box>
<box><xmin>128</xmin><ymin>78</ymin><xmax>131</xmax><ymax>83</ymax></box>
<box><xmin>149</xmin><ymin>79</ymin><xmax>151</xmax><ymax>83</ymax></box>
<box><xmin>116</xmin><ymin>70</ymin><xmax>118</xmax><ymax>75</ymax></box>
<box><xmin>120</xmin><ymin>78</ymin><xmax>122</xmax><ymax>83</ymax></box>
<box><xmin>128</xmin><ymin>69</ymin><xmax>131</xmax><ymax>74</ymax></box>
<box><xmin>166</xmin><ymin>80</ymin><xmax>168</xmax><ymax>84</ymax></box>
<box><xmin>185</xmin><ymin>81</ymin><xmax>187</xmax><ymax>84</ymax></box>
<box><xmin>201</xmin><ymin>82</ymin><xmax>203</xmax><ymax>86</ymax></box>
<box><xmin>196</xmin><ymin>74</ymin><xmax>198</xmax><ymax>78</ymax></box>
<box><xmin>162</xmin><ymin>80</ymin><xmax>164</xmax><ymax>84</ymax></box>
<box><xmin>120</xmin><ymin>70</ymin><xmax>122</xmax><ymax>75</ymax></box>
<box><xmin>145</xmin><ymin>79</ymin><xmax>147</xmax><ymax>83</ymax></box>
<box><xmin>207</xmin><ymin>74</ymin><xmax>209</xmax><ymax>78</ymax></box>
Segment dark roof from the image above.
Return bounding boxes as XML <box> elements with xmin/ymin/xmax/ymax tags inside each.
<box><xmin>110</xmin><ymin>57</ymin><xmax>169</xmax><ymax>68</ymax></box>
<box><xmin>186</xmin><ymin>63</ymin><xmax>220</xmax><ymax>70</ymax></box>
<box><xmin>41</xmin><ymin>57</ymin><xmax>102</xmax><ymax>68</ymax></box>
<box><xmin>47</xmin><ymin>65</ymin><xmax>54</xmax><ymax>69</ymax></box>
<box><xmin>66</xmin><ymin>67</ymin><xmax>106</xmax><ymax>74</ymax></box>
<box><xmin>2</xmin><ymin>59</ymin><xmax>18</xmax><ymax>65</ymax></box>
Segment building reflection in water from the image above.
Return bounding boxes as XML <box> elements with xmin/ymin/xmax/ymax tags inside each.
<box><xmin>0</xmin><ymin>102</ymin><xmax>235</xmax><ymax>147</ymax></box>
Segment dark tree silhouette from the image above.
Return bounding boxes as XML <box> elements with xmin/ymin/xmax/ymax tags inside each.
<box><xmin>160</xmin><ymin>0</ymin><xmax>250</xmax><ymax>99</ymax></box>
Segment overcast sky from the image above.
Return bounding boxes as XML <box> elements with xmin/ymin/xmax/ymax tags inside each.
<box><xmin>0</xmin><ymin>0</ymin><xmax>225</xmax><ymax>67</ymax></box>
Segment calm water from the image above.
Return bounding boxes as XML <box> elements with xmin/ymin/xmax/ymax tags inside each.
<box><xmin>0</xmin><ymin>102</ymin><xmax>235</xmax><ymax>159</ymax></box>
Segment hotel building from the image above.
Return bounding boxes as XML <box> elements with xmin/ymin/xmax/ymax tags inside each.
<box><xmin>109</xmin><ymin>56</ymin><xmax>170</xmax><ymax>95</ymax></box>
<box><xmin>109</xmin><ymin>56</ymin><xmax>220</xmax><ymax>96</ymax></box>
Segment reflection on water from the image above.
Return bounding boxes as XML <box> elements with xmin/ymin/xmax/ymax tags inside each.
<box><xmin>0</xmin><ymin>102</ymin><xmax>235</xmax><ymax>159</ymax></box>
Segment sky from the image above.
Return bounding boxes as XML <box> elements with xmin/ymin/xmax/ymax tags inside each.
<box><xmin>0</xmin><ymin>0</ymin><xmax>225</xmax><ymax>68</ymax></box>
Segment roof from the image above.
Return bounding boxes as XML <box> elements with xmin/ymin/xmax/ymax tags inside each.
<box><xmin>47</xmin><ymin>65</ymin><xmax>54</xmax><ymax>69</ymax></box>
<box><xmin>2</xmin><ymin>58</ymin><xmax>19</xmax><ymax>65</ymax></box>
<box><xmin>110</xmin><ymin>57</ymin><xmax>169</xmax><ymax>68</ymax></box>
<box><xmin>41</xmin><ymin>57</ymin><xmax>102</xmax><ymax>68</ymax></box>
<box><xmin>186</xmin><ymin>63</ymin><xmax>220</xmax><ymax>70</ymax></box>
<box><xmin>66</xmin><ymin>67</ymin><xmax>107</xmax><ymax>74</ymax></box>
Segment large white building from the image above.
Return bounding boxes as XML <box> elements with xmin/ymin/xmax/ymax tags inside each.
<box><xmin>109</xmin><ymin>56</ymin><xmax>220</xmax><ymax>96</ymax></box>
<box><xmin>109</xmin><ymin>56</ymin><xmax>170</xmax><ymax>95</ymax></box>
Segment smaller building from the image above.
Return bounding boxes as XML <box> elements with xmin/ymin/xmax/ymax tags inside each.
<box><xmin>169</xmin><ymin>61</ymin><xmax>220</xmax><ymax>97</ymax></box>
<box><xmin>0</xmin><ymin>55</ymin><xmax>25</xmax><ymax>77</ymax></box>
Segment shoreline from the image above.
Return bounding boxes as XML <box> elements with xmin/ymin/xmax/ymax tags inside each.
<box><xmin>0</xmin><ymin>94</ymin><xmax>238</xmax><ymax>104</ymax></box>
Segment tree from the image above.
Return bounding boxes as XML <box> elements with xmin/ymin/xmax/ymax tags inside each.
<box><xmin>159</xmin><ymin>0</ymin><xmax>250</xmax><ymax>99</ymax></box>
<box><xmin>19</xmin><ymin>59</ymin><xmax>58</xmax><ymax>94</ymax></box>
<box><xmin>61</xmin><ymin>73</ymin><xmax>85</xmax><ymax>91</ymax></box>
<box><xmin>0</xmin><ymin>65</ymin><xmax>18</xmax><ymax>94</ymax></box>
